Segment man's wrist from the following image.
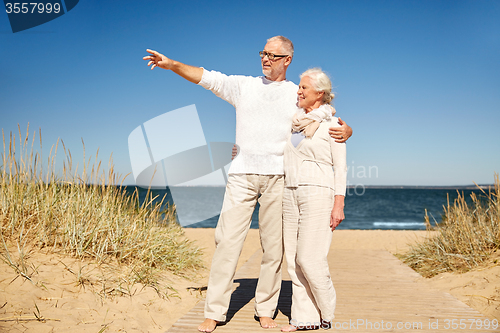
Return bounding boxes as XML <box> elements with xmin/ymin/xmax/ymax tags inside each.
<box><xmin>168</xmin><ymin>59</ymin><xmax>179</xmax><ymax>71</ymax></box>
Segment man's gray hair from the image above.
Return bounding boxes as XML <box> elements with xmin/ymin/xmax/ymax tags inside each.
<box><xmin>267</xmin><ymin>36</ymin><xmax>294</xmax><ymax>58</ymax></box>
<box><xmin>300</xmin><ymin>68</ymin><xmax>335</xmax><ymax>105</ymax></box>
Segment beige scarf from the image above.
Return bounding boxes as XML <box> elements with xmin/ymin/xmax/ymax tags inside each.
<box><xmin>291</xmin><ymin>104</ymin><xmax>336</xmax><ymax>138</ymax></box>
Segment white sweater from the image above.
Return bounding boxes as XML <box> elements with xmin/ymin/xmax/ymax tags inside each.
<box><xmin>199</xmin><ymin>69</ymin><xmax>299</xmax><ymax>175</ymax></box>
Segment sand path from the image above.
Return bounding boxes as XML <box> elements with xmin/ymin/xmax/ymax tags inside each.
<box><xmin>168</xmin><ymin>231</ymin><xmax>495</xmax><ymax>332</ymax></box>
<box><xmin>0</xmin><ymin>230</ymin><xmax>498</xmax><ymax>332</ymax></box>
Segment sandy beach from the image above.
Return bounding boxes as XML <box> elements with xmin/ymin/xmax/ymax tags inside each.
<box><xmin>1</xmin><ymin>229</ymin><xmax>498</xmax><ymax>332</ymax></box>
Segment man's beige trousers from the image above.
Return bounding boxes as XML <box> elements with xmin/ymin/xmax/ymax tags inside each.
<box><xmin>204</xmin><ymin>174</ymin><xmax>284</xmax><ymax>322</ymax></box>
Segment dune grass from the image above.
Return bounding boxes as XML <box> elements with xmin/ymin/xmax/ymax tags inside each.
<box><xmin>398</xmin><ymin>175</ymin><xmax>500</xmax><ymax>278</ymax></box>
<box><xmin>0</xmin><ymin>125</ymin><xmax>203</xmax><ymax>297</ymax></box>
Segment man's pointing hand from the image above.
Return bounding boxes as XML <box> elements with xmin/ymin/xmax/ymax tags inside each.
<box><xmin>143</xmin><ymin>49</ymin><xmax>173</xmax><ymax>70</ymax></box>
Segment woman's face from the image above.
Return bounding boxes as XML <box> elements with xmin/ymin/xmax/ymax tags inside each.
<box><xmin>297</xmin><ymin>76</ymin><xmax>324</xmax><ymax>111</ymax></box>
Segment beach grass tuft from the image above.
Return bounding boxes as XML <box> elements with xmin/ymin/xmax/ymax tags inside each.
<box><xmin>398</xmin><ymin>174</ymin><xmax>500</xmax><ymax>277</ymax></box>
<box><xmin>0</xmin><ymin>125</ymin><xmax>203</xmax><ymax>297</ymax></box>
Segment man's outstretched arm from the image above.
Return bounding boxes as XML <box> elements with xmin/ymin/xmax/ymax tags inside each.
<box><xmin>143</xmin><ymin>49</ymin><xmax>203</xmax><ymax>84</ymax></box>
<box><xmin>329</xmin><ymin>117</ymin><xmax>353</xmax><ymax>143</ymax></box>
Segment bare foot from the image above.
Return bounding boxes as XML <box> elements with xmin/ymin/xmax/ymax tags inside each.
<box><xmin>281</xmin><ymin>324</ymin><xmax>298</xmax><ymax>332</ymax></box>
<box><xmin>260</xmin><ymin>316</ymin><xmax>278</xmax><ymax>328</ymax></box>
<box><xmin>198</xmin><ymin>318</ymin><xmax>218</xmax><ymax>332</ymax></box>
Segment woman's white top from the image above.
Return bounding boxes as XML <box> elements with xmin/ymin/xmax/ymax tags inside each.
<box><xmin>284</xmin><ymin>117</ymin><xmax>347</xmax><ymax>196</ymax></box>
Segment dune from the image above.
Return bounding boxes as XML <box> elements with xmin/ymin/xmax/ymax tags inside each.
<box><xmin>0</xmin><ymin>229</ymin><xmax>498</xmax><ymax>332</ymax></box>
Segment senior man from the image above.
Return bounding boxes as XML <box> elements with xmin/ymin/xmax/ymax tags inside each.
<box><xmin>143</xmin><ymin>36</ymin><xmax>352</xmax><ymax>332</ymax></box>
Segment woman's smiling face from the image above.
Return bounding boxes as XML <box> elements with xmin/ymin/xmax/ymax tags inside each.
<box><xmin>297</xmin><ymin>76</ymin><xmax>324</xmax><ymax>112</ymax></box>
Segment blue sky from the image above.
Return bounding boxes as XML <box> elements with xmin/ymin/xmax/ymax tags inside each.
<box><xmin>1</xmin><ymin>0</ymin><xmax>499</xmax><ymax>186</ymax></box>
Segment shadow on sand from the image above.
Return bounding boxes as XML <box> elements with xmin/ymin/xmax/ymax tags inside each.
<box><xmin>216</xmin><ymin>279</ymin><xmax>292</xmax><ymax>327</ymax></box>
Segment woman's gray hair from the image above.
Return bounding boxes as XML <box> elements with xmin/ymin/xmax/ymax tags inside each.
<box><xmin>267</xmin><ymin>35</ymin><xmax>294</xmax><ymax>58</ymax></box>
<box><xmin>300</xmin><ymin>68</ymin><xmax>335</xmax><ymax>105</ymax></box>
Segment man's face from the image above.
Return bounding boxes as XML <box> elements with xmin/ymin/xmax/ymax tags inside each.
<box><xmin>261</xmin><ymin>40</ymin><xmax>290</xmax><ymax>81</ymax></box>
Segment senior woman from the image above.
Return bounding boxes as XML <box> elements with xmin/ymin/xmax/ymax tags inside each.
<box><xmin>281</xmin><ymin>68</ymin><xmax>347</xmax><ymax>332</ymax></box>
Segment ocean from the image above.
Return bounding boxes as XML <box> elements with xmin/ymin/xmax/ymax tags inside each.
<box><xmin>127</xmin><ymin>186</ymin><xmax>488</xmax><ymax>230</ymax></box>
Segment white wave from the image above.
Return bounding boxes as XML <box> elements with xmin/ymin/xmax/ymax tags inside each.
<box><xmin>373</xmin><ymin>222</ymin><xmax>425</xmax><ymax>227</ymax></box>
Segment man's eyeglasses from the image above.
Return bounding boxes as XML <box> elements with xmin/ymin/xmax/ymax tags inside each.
<box><xmin>259</xmin><ymin>51</ymin><xmax>289</xmax><ymax>61</ymax></box>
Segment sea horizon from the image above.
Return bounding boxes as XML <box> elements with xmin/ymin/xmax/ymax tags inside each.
<box><xmin>123</xmin><ymin>185</ymin><xmax>489</xmax><ymax>230</ymax></box>
<box><xmin>121</xmin><ymin>183</ymin><xmax>495</xmax><ymax>190</ymax></box>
